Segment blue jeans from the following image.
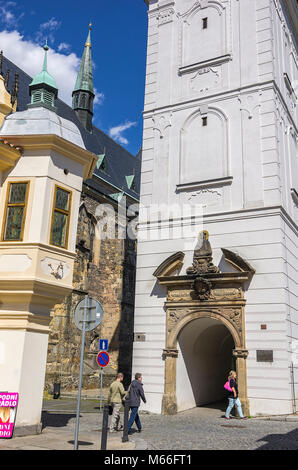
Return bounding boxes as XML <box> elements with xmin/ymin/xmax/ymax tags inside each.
<box><xmin>128</xmin><ymin>406</ymin><xmax>141</xmax><ymax>432</ymax></box>
<box><xmin>225</xmin><ymin>397</ymin><xmax>244</xmax><ymax>418</ymax></box>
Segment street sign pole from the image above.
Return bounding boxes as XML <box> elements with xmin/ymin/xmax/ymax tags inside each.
<box><xmin>96</xmin><ymin>351</ymin><xmax>110</xmax><ymax>412</ymax></box>
<box><xmin>74</xmin><ymin>294</ymin><xmax>88</xmax><ymax>451</ymax></box>
<box><xmin>100</xmin><ymin>367</ymin><xmax>103</xmax><ymax>411</ymax></box>
<box><xmin>73</xmin><ymin>296</ymin><xmax>104</xmax><ymax>451</ymax></box>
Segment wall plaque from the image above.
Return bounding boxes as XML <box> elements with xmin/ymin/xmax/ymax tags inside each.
<box><xmin>256</xmin><ymin>350</ymin><xmax>273</xmax><ymax>363</ymax></box>
<box><xmin>134</xmin><ymin>333</ymin><xmax>146</xmax><ymax>342</ymax></box>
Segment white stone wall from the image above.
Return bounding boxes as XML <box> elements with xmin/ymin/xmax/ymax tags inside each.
<box><xmin>134</xmin><ymin>0</ymin><xmax>298</xmax><ymax>416</ymax></box>
<box><xmin>0</xmin><ymin>330</ymin><xmax>49</xmax><ymax>429</ymax></box>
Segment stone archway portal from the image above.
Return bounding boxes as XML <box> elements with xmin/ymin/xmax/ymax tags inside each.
<box><xmin>177</xmin><ymin>315</ymin><xmax>236</xmax><ymax>409</ymax></box>
<box><xmin>154</xmin><ymin>232</ymin><xmax>255</xmax><ymax>417</ymax></box>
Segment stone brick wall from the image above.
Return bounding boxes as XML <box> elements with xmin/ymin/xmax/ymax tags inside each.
<box><xmin>45</xmin><ymin>188</ymin><xmax>136</xmax><ymax>393</ymax></box>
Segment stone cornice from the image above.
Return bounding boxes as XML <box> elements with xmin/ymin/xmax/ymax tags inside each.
<box><xmin>153</xmin><ymin>252</ymin><xmax>185</xmax><ymax>277</ymax></box>
<box><xmin>0</xmin><ymin>138</ymin><xmax>22</xmax><ymax>170</ymax></box>
<box><xmin>0</xmin><ymin>278</ymin><xmax>72</xmax><ymax>297</ymax></box>
<box><xmin>0</xmin><ymin>312</ymin><xmax>51</xmax><ymax>334</ymax></box>
<box><xmin>0</xmin><ymin>241</ymin><xmax>77</xmax><ymax>259</ymax></box>
<box><xmin>221</xmin><ymin>248</ymin><xmax>255</xmax><ymax>275</ymax></box>
<box><xmin>0</xmin><ymin>134</ymin><xmax>98</xmax><ymax>180</ymax></box>
<box><xmin>179</xmin><ymin>54</ymin><xmax>232</xmax><ymax>76</ymax></box>
<box><xmin>143</xmin><ymin>80</ymin><xmax>298</xmax><ymax>134</ymax></box>
<box><xmin>176</xmin><ymin>176</ymin><xmax>233</xmax><ymax>193</ymax></box>
<box><xmin>158</xmin><ymin>271</ymin><xmax>251</xmax><ymax>287</ymax></box>
<box><xmin>137</xmin><ymin>205</ymin><xmax>297</xmax><ymax>231</ymax></box>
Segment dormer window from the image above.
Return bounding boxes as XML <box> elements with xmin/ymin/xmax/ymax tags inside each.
<box><xmin>96</xmin><ymin>154</ymin><xmax>107</xmax><ymax>173</ymax></box>
<box><xmin>126</xmin><ymin>175</ymin><xmax>136</xmax><ymax>192</ymax></box>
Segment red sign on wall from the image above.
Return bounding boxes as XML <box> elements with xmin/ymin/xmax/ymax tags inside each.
<box><xmin>0</xmin><ymin>392</ymin><xmax>19</xmax><ymax>439</ymax></box>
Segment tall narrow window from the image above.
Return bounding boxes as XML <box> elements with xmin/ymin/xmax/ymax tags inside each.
<box><xmin>202</xmin><ymin>17</ymin><xmax>208</xmax><ymax>29</ymax></box>
<box><xmin>202</xmin><ymin>116</ymin><xmax>208</xmax><ymax>127</ymax></box>
<box><xmin>50</xmin><ymin>185</ymin><xmax>72</xmax><ymax>249</ymax></box>
<box><xmin>2</xmin><ymin>181</ymin><xmax>30</xmax><ymax>241</ymax></box>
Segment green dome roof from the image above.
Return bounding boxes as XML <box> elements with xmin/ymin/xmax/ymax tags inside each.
<box><xmin>29</xmin><ymin>45</ymin><xmax>58</xmax><ymax>91</ymax></box>
<box><xmin>30</xmin><ymin>69</ymin><xmax>57</xmax><ymax>89</ymax></box>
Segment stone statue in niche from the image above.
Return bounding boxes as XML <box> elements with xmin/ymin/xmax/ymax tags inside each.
<box><xmin>187</xmin><ymin>230</ymin><xmax>220</xmax><ymax>275</ymax></box>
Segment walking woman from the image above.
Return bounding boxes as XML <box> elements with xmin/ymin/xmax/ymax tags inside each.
<box><xmin>225</xmin><ymin>370</ymin><xmax>247</xmax><ymax>419</ymax></box>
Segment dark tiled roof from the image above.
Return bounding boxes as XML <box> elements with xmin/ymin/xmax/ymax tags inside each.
<box><xmin>1</xmin><ymin>54</ymin><xmax>141</xmax><ymax>201</ymax></box>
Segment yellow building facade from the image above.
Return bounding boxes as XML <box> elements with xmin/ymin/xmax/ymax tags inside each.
<box><xmin>0</xmin><ymin>49</ymin><xmax>97</xmax><ymax>435</ymax></box>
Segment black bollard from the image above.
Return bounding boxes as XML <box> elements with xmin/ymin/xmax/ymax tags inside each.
<box><xmin>53</xmin><ymin>382</ymin><xmax>61</xmax><ymax>400</ymax></box>
<box><xmin>122</xmin><ymin>399</ymin><xmax>130</xmax><ymax>443</ymax></box>
<box><xmin>101</xmin><ymin>403</ymin><xmax>110</xmax><ymax>450</ymax></box>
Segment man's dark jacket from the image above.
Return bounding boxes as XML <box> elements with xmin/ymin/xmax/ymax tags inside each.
<box><xmin>128</xmin><ymin>379</ymin><xmax>146</xmax><ymax>407</ymax></box>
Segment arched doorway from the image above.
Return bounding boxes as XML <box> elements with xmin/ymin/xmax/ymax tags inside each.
<box><xmin>153</xmin><ymin>232</ymin><xmax>255</xmax><ymax>416</ymax></box>
<box><xmin>177</xmin><ymin>317</ymin><xmax>235</xmax><ymax>411</ymax></box>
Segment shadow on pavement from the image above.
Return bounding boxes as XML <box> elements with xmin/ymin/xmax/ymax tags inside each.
<box><xmin>67</xmin><ymin>440</ymin><xmax>94</xmax><ymax>446</ymax></box>
<box><xmin>200</xmin><ymin>400</ymin><xmax>227</xmax><ymax>413</ymax></box>
<box><xmin>41</xmin><ymin>411</ymin><xmax>77</xmax><ymax>430</ymax></box>
<box><xmin>256</xmin><ymin>428</ymin><xmax>298</xmax><ymax>450</ymax></box>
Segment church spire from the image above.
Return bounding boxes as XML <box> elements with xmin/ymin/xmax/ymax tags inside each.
<box><xmin>72</xmin><ymin>23</ymin><xmax>95</xmax><ymax>133</ymax></box>
<box><xmin>28</xmin><ymin>43</ymin><xmax>58</xmax><ymax>112</ymax></box>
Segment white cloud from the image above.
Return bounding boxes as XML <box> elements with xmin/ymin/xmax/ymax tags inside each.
<box><xmin>0</xmin><ymin>1</ymin><xmax>23</xmax><ymax>29</ymax></box>
<box><xmin>109</xmin><ymin>121</ymin><xmax>137</xmax><ymax>145</ymax></box>
<box><xmin>40</xmin><ymin>17</ymin><xmax>61</xmax><ymax>31</ymax></box>
<box><xmin>36</xmin><ymin>17</ymin><xmax>61</xmax><ymax>45</ymax></box>
<box><xmin>58</xmin><ymin>42</ymin><xmax>71</xmax><ymax>53</ymax></box>
<box><xmin>0</xmin><ymin>29</ymin><xmax>103</xmax><ymax>107</ymax></box>
<box><xmin>94</xmin><ymin>90</ymin><xmax>105</xmax><ymax>106</ymax></box>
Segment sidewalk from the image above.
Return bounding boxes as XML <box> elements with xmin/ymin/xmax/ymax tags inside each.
<box><xmin>0</xmin><ymin>421</ymin><xmax>148</xmax><ymax>451</ymax></box>
<box><xmin>0</xmin><ymin>427</ymin><xmax>141</xmax><ymax>451</ymax></box>
<box><xmin>0</xmin><ymin>397</ymin><xmax>148</xmax><ymax>451</ymax></box>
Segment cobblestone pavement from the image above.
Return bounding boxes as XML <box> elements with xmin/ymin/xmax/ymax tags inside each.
<box><xmin>1</xmin><ymin>399</ymin><xmax>297</xmax><ymax>451</ymax></box>
<box><xmin>42</xmin><ymin>398</ymin><xmax>298</xmax><ymax>451</ymax></box>
<box><xmin>136</xmin><ymin>406</ymin><xmax>298</xmax><ymax>450</ymax></box>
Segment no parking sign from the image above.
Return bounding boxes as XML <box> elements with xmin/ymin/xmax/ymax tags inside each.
<box><xmin>96</xmin><ymin>351</ymin><xmax>110</xmax><ymax>368</ymax></box>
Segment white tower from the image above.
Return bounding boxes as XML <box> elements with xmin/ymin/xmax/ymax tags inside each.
<box><xmin>133</xmin><ymin>0</ymin><xmax>298</xmax><ymax>416</ymax></box>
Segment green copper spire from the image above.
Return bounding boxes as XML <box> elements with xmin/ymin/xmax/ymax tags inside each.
<box><xmin>28</xmin><ymin>43</ymin><xmax>58</xmax><ymax>111</ymax></box>
<box><xmin>73</xmin><ymin>23</ymin><xmax>94</xmax><ymax>94</ymax></box>
<box><xmin>72</xmin><ymin>23</ymin><xmax>95</xmax><ymax>132</ymax></box>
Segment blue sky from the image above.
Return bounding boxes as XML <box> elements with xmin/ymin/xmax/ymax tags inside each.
<box><xmin>0</xmin><ymin>0</ymin><xmax>148</xmax><ymax>155</ymax></box>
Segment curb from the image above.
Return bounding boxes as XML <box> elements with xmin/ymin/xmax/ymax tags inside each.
<box><xmin>252</xmin><ymin>415</ymin><xmax>298</xmax><ymax>422</ymax></box>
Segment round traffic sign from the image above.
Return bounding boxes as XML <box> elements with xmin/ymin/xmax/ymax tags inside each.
<box><xmin>73</xmin><ymin>297</ymin><xmax>104</xmax><ymax>332</ymax></box>
<box><xmin>96</xmin><ymin>351</ymin><xmax>110</xmax><ymax>368</ymax></box>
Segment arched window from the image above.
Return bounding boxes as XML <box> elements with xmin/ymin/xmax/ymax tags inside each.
<box><xmin>180</xmin><ymin>107</ymin><xmax>229</xmax><ymax>184</ymax></box>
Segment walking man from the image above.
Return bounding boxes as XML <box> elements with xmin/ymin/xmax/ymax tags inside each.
<box><xmin>108</xmin><ymin>372</ymin><xmax>126</xmax><ymax>432</ymax></box>
<box><xmin>127</xmin><ymin>373</ymin><xmax>146</xmax><ymax>435</ymax></box>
